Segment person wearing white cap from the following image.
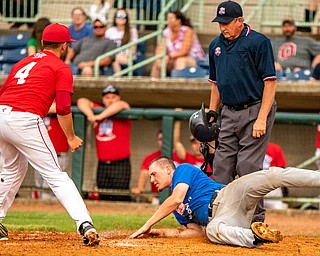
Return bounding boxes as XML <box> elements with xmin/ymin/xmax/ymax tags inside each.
<box><xmin>0</xmin><ymin>23</ymin><xmax>100</xmax><ymax>245</ymax></box>
<box><xmin>65</xmin><ymin>16</ymin><xmax>117</xmax><ymax>76</ymax></box>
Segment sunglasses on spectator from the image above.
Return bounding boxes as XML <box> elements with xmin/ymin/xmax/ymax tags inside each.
<box><xmin>116</xmin><ymin>13</ymin><xmax>127</xmax><ymax>19</ymax></box>
<box><xmin>93</xmin><ymin>25</ymin><xmax>106</xmax><ymax>29</ymax></box>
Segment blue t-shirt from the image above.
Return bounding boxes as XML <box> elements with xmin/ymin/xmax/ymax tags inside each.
<box><xmin>171</xmin><ymin>164</ymin><xmax>224</xmax><ymax>227</ymax></box>
<box><xmin>68</xmin><ymin>23</ymin><xmax>93</xmax><ymax>48</ymax></box>
<box><xmin>208</xmin><ymin>24</ymin><xmax>276</xmax><ymax>106</ymax></box>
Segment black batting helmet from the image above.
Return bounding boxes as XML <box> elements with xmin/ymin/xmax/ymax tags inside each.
<box><xmin>189</xmin><ymin>104</ymin><xmax>220</xmax><ymax>142</ymax></box>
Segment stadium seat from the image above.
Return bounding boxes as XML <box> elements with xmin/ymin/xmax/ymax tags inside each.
<box><xmin>1</xmin><ymin>63</ymin><xmax>15</xmax><ymax>74</ymax></box>
<box><xmin>278</xmin><ymin>69</ymin><xmax>312</xmax><ymax>81</ymax></box>
<box><xmin>0</xmin><ymin>48</ymin><xmax>28</xmax><ymax>63</ymax></box>
<box><xmin>118</xmin><ymin>41</ymin><xmax>146</xmax><ymax>76</ymax></box>
<box><xmin>170</xmin><ymin>66</ymin><xmax>208</xmax><ymax>79</ymax></box>
<box><xmin>0</xmin><ymin>33</ymin><xmax>30</xmax><ymax>49</ymax></box>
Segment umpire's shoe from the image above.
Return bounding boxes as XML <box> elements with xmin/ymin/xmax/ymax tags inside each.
<box><xmin>79</xmin><ymin>221</ymin><xmax>100</xmax><ymax>246</ymax></box>
<box><xmin>0</xmin><ymin>223</ymin><xmax>8</xmax><ymax>241</ymax></box>
<box><xmin>251</xmin><ymin>222</ymin><xmax>283</xmax><ymax>245</ymax></box>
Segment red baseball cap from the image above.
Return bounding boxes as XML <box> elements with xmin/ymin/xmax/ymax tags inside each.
<box><xmin>42</xmin><ymin>23</ymin><xmax>76</xmax><ymax>43</ymax></box>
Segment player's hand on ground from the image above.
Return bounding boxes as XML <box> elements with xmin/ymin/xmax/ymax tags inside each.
<box><xmin>68</xmin><ymin>136</ymin><xmax>83</xmax><ymax>152</ymax></box>
<box><xmin>129</xmin><ymin>225</ymin><xmax>151</xmax><ymax>238</ymax></box>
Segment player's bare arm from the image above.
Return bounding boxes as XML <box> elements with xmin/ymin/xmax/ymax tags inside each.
<box><xmin>57</xmin><ymin>113</ymin><xmax>83</xmax><ymax>152</ymax></box>
<box><xmin>253</xmin><ymin>79</ymin><xmax>276</xmax><ymax>138</ymax></box>
<box><xmin>130</xmin><ymin>183</ymin><xmax>189</xmax><ymax>238</ymax></box>
<box><xmin>77</xmin><ymin>98</ymin><xmax>95</xmax><ymax>122</ymax></box>
<box><xmin>94</xmin><ymin>101</ymin><xmax>130</xmax><ymax>121</ymax></box>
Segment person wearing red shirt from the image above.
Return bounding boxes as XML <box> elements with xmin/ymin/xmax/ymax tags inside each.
<box><xmin>77</xmin><ymin>85</ymin><xmax>131</xmax><ymax>199</ymax></box>
<box><xmin>33</xmin><ymin>101</ymin><xmax>70</xmax><ymax>200</ymax></box>
<box><xmin>0</xmin><ymin>23</ymin><xmax>99</xmax><ymax>245</ymax></box>
<box><xmin>131</xmin><ymin>130</ymin><xmax>183</xmax><ymax>204</ymax></box>
<box><xmin>174</xmin><ymin>120</ymin><xmax>213</xmax><ymax>178</ymax></box>
<box><xmin>315</xmin><ymin>124</ymin><xmax>320</xmax><ymax>170</ymax></box>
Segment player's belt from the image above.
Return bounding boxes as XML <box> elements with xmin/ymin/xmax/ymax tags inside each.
<box><xmin>208</xmin><ymin>189</ymin><xmax>221</xmax><ymax>218</ymax></box>
<box><xmin>226</xmin><ymin>100</ymin><xmax>261</xmax><ymax>111</ymax></box>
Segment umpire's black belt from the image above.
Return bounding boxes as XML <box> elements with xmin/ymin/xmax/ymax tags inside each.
<box><xmin>226</xmin><ymin>100</ymin><xmax>261</xmax><ymax>111</ymax></box>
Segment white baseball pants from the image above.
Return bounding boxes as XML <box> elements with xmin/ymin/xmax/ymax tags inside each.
<box><xmin>0</xmin><ymin>109</ymin><xmax>92</xmax><ymax>231</ymax></box>
<box><xmin>206</xmin><ymin>167</ymin><xmax>320</xmax><ymax>247</ymax></box>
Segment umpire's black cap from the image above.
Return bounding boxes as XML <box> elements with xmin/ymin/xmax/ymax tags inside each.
<box><xmin>212</xmin><ymin>1</ymin><xmax>243</xmax><ymax>23</ymax></box>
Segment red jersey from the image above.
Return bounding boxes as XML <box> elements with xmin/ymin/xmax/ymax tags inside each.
<box><xmin>141</xmin><ymin>150</ymin><xmax>183</xmax><ymax>193</ymax></box>
<box><xmin>0</xmin><ymin>51</ymin><xmax>73</xmax><ymax>118</ymax></box>
<box><xmin>44</xmin><ymin>115</ymin><xmax>68</xmax><ymax>153</ymax></box>
<box><xmin>316</xmin><ymin>125</ymin><xmax>320</xmax><ymax>149</ymax></box>
<box><xmin>185</xmin><ymin>152</ymin><xmax>213</xmax><ymax>178</ymax></box>
<box><xmin>263</xmin><ymin>143</ymin><xmax>286</xmax><ymax>169</ymax></box>
<box><xmin>94</xmin><ymin>118</ymin><xmax>132</xmax><ymax>161</ymax></box>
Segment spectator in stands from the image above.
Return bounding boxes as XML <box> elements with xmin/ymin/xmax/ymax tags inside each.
<box><xmin>89</xmin><ymin>0</ymin><xmax>114</xmax><ymax>20</ymax></box>
<box><xmin>173</xmin><ymin>119</ymin><xmax>213</xmax><ymax>178</ymax></box>
<box><xmin>65</xmin><ymin>16</ymin><xmax>116</xmax><ymax>76</ymax></box>
<box><xmin>131</xmin><ymin>130</ymin><xmax>183</xmax><ymax>204</ymax></box>
<box><xmin>67</xmin><ymin>7</ymin><xmax>93</xmax><ymax>49</ymax></box>
<box><xmin>263</xmin><ymin>142</ymin><xmax>287</xmax><ymax>210</ymax></box>
<box><xmin>272</xmin><ymin>16</ymin><xmax>320</xmax><ymax>73</ymax></box>
<box><xmin>77</xmin><ymin>85</ymin><xmax>132</xmax><ymax>200</ymax></box>
<box><xmin>27</xmin><ymin>17</ymin><xmax>51</xmax><ymax>56</ymax></box>
<box><xmin>105</xmin><ymin>8</ymin><xmax>139</xmax><ymax>73</ymax></box>
<box><xmin>150</xmin><ymin>10</ymin><xmax>206</xmax><ymax>78</ymax></box>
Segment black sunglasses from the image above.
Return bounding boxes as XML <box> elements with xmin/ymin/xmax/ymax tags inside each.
<box><xmin>94</xmin><ymin>25</ymin><xmax>106</xmax><ymax>29</ymax></box>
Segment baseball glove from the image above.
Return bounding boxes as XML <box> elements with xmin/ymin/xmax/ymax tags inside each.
<box><xmin>0</xmin><ymin>223</ymin><xmax>8</xmax><ymax>240</ymax></box>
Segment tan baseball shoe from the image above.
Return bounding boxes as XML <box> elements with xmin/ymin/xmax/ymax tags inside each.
<box><xmin>251</xmin><ymin>222</ymin><xmax>283</xmax><ymax>243</ymax></box>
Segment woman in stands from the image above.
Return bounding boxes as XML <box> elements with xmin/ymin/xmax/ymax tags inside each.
<box><xmin>150</xmin><ymin>10</ymin><xmax>205</xmax><ymax>78</ymax></box>
<box><xmin>105</xmin><ymin>8</ymin><xmax>139</xmax><ymax>73</ymax></box>
<box><xmin>27</xmin><ymin>17</ymin><xmax>51</xmax><ymax>55</ymax></box>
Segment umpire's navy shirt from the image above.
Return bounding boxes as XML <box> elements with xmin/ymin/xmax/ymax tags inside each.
<box><xmin>208</xmin><ymin>24</ymin><xmax>276</xmax><ymax>106</ymax></box>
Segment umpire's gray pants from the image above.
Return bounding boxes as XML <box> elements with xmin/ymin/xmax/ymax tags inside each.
<box><xmin>213</xmin><ymin>101</ymin><xmax>277</xmax><ymax>222</ymax></box>
<box><xmin>206</xmin><ymin>167</ymin><xmax>320</xmax><ymax>248</ymax></box>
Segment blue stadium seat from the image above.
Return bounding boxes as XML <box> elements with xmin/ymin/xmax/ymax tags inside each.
<box><xmin>171</xmin><ymin>66</ymin><xmax>208</xmax><ymax>79</ymax></box>
<box><xmin>1</xmin><ymin>63</ymin><xmax>15</xmax><ymax>74</ymax></box>
<box><xmin>278</xmin><ymin>69</ymin><xmax>312</xmax><ymax>81</ymax></box>
<box><xmin>118</xmin><ymin>41</ymin><xmax>146</xmax><ymax>76</ymax></box>
<box><xmin>0</xmin><ymin>33</ymin><xmax>30</xmax><ymax>49</ymax></box>
<box><xmin>0</xmin><ymin>48</ymin><xmax>28</xmax><ymax>63</ymax></box>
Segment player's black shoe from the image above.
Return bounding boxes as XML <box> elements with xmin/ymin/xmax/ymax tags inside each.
<box><xmin>79</xmin><ymin>221</ymin><xmax>100</xmax><ymax>246</ymax></box>
<box><xmin>0</xmin><ymin>223</ymin><xmax>8</xmax><ymax>241</ymax></box>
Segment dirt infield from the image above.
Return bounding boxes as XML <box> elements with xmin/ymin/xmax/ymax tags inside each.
<box><xmin>1</xmin><ymin>199</ymin><xmax>320</xmax><ymax>256</ymax></box>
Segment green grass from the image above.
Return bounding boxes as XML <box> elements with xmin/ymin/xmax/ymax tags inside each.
<box><xmin>2</xmin><ymin>211</ymin><xmax>180</xmax><ymax>232</ymax></box>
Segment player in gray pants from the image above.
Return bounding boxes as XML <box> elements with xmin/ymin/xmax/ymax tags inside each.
<box><xmin>206</xmin><ymin>166</ymin><xmax>320</xmax><ymax>247</ymax></box>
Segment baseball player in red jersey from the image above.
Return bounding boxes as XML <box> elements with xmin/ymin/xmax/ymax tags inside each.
<box><xmin>0</xmin><ymin>23</ymin><xmax>99</xmax><ymax>245</ymax></box>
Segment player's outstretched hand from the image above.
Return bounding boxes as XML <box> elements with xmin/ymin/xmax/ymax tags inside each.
<box><xmin>68</xmin><ymin>136</ymin><xmax>83</xmax><ymax>152</ymax></box>
<box><xmin>129</xmin><ymin>225</ymin><xmax>151</xmax><ymax>239</ymax></box>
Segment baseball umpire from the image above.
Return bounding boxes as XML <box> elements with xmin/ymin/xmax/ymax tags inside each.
<box><xmin>208</xmin><ymin>1</ymin><xmax>277</xmax><ymax>223</ymax></box>
<box><xmin>0</xmin><ymin>23</ymin><xmax>99</xmax><ymax>245</ymax></box>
